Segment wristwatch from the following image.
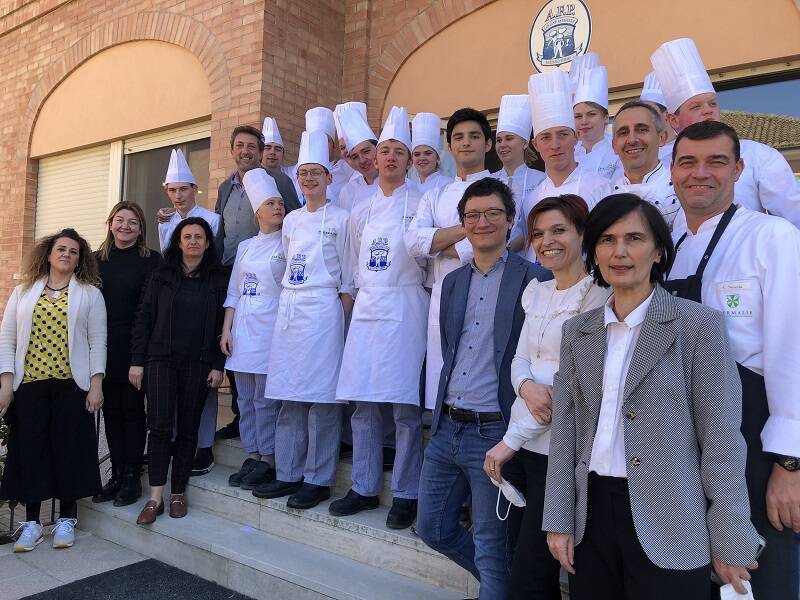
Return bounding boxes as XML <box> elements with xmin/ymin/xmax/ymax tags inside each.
<box><xmin>774</xmin><ymin>455</ymin><xmax>800</xmax><ymax>472</ymax></box>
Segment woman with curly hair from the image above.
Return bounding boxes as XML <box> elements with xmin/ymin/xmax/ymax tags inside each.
<box><xmin>0</xmin><ymin>228</ymin><xmax>106</xmax><ymax>552</ymax></box>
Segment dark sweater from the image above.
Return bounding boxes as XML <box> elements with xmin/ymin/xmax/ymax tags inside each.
<box><xmin>96</xmin><ymin>244</ymin><xmax>162</xmax><ymax>382</ymax></box>
<box><xmin>130</xmin><ymin>265</ymin><xmax>228</xmax><ymax>371</ymax></box>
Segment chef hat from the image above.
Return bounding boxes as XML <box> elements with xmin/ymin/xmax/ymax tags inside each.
<box><xmin>496</xmin><ymin>95</ymin><xmax>533</xmax><ymax>141</ymax></box>
<box><xmin>639</xmin><ymin>71</ymin><xmax>667</xmax><ymax>108</ymax></box>
<box><xmin>243</xmin><ymin>168</ymin><xmax>282</xmax><ymax>214</ymax></box>
<box><xmin>305</xmin><ymin>106</ymin><xmax>337</xmax><ymax>141</ymax></box>
<box><xmin>573</xmin><ymin>66</ymin><xmax>608</xmax><ymax>110</ymax></box>
<box><xmin>650</xmin><ymin>38</ymin><xmax>715</xmax><ymax>114</ymax></box>
<box><xmin>337</xmin><ymin>106</ymin><xmax>377</xmax><ymax>152</ymax></box>
<box><xmin>334</xmin><ymin>101</ymin><xmax>368</xmax><ymax>139</ymax></box>
<box><xmin>378</xmin><ymin>105</ymin><xmax>412</xmax><ymax>150</ymax></box>
<box><xmin>569</xmin><ymin>52</ymin><xmax>600</xmax><ymax>93</ymax></box>
<box><xmin>528</xmin><ymin>70</ymin><xmax>574</xmax><ymax>135</ymax></box>
<box><xmin>297</xmin><ymin>130</ymin><xmax>331</xmax><ymax>172</ymax></box>
<box><xmin>411</xmin><ymin>112</ymin><xmax>441</xmax><ymax>152</ymax></box>
<box><xmin>262</xmin><ymin>117</ymin><xmax>284</xmax><ymax>146</ymax></box>
<box><xmin>163</xmin><ymin>149</ymin><xmax>196</xmax><ymax>186</ymax></box>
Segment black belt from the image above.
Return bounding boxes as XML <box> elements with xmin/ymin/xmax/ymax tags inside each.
<box><xmin>446</xmin><ymin>405</ymin><xmax>503</xmax><ymax>424</ymax></box>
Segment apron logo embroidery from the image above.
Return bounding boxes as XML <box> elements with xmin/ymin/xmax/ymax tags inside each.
<box><xmin>726</xmin><ymin>294</ymin><xmax>740</xmax><ymax>308</ymax></box>
<box><xmin>288</xmin><ymin>253</ymin><xmax>308</xmax><ymax>285</ymax></box>
<box><xmin>243</xmin><ymin>273</ymin><xmax>259</xmax><ymax>296</ymax></box>
<box><xmin>367</xmin><ymin>237</ymin><xmax>391</xmax><ymax>271</ymax></box>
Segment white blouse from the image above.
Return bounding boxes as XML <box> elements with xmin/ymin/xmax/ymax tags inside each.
<box><xmin>505</xmin><ymin>275</ymin><xmax>609</xmax><ymax>455</ymax></box>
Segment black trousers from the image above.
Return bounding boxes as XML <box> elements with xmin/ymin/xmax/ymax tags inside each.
<box><xmin>0</xmin><ymin>378</ymin><xmax>100</xmax><ymax>503</ymax></box>
<box><xmin>101</xmin><ymin>379</ymin><xmax>146</xmax><ymax>468</ymax></box>
<box><xmin>569</xmin><ymin>475</ymin><xmax>710</xmax><ymax>600</ymax></box>
<box><xmin>508</xmin><ymin>449</ymin><xmax>561</xmax><ymax>600</ymax></box>
<box><xmin>144</xmin><ymin>360</ymin><xmax>209</xmax><ymax>494</ymax></box>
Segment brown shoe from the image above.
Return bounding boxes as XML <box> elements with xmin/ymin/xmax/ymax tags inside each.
<box><xmin>169</xmin><ymin>494</ymin><xmax>187</xmax><ymax>518</ymax></box>
<box><xmin>136</xmin><ymin>500</ymin><xmax>164</xmax><ymax>525</ymax></box>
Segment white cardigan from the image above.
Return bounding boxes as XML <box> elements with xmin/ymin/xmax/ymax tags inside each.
<box><xmin>0</xmin><ymin>277</ymin><xmax>106</xmax><ymax>391</ymax></box>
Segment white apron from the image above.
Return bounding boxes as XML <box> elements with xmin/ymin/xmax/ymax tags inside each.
<box><xmin>266</xmin><ymin>205</ymin><xmax>346</xmax><ymax>404</ymax></box>
<box><xmin>337</xmin><ymin>191</ymin><xmax>429</xmax><ymax>405</ymax></box>
<box><xmin>225</xmin><ymin>234</ymin><xmax>284</xmax><ymax>374</ymax></box>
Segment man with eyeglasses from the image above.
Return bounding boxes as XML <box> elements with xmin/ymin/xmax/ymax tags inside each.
<box><xmin>416</xmin><ymin>177</ymin><xmax>549</xmax><ymax>598</ymax></box>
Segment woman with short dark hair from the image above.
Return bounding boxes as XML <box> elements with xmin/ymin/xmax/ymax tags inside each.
<box><xmin>544</xmin><ymin>194</ymin><xmax>760</xmax><ymax>599</ymax></box>
<box><xmin>130</xmin><ymin>217</ymin><xmax>226</xmax><ymax>524</ymax></box>
<box><xmin>0</xmin><ymin>228</ymin><xmax>106</xmax><ymax>552</ymax></box>
<box><xmin>93</xmin><ymin>201</ymin><xmax>161</xmax><ymax>507</ymax></box>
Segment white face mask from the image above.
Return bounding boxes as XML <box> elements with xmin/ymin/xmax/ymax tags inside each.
<box><xmin>490</xmin><ymin>476</ymin><xmax>526</xmax><ymax>520</ymax></box>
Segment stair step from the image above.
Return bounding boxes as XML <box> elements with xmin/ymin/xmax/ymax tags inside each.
<box><xmin>184</xmin><ymin>464</ymin><xmax>475</xmax><ymax>593</ymax></box>
<box><xmin>79</xmin><ymin>499</ymin><xmax>467</xmax><ymax>600</ymax></box>
<box><xmin>213</xmin><ymin>439</ymin><xmax>395</xmax><ymax>507</ymax></box>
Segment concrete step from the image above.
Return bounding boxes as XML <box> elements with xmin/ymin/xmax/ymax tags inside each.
<box><xmin>78</xmin><ymin>498</ymin><xmax>466</xmax><ymax>600</ymax></box>
<box><xmin>185</xmin><ymin>463</ymin><xmax>477</xmax><ymax>594</ymax></box>
<box><xmin>213</xmin><ymin>439</ymin><xmax>395</xmax><ymax>507</ymax></box>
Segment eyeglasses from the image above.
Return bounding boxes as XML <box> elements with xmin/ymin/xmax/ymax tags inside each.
<box><xmin>297</xmin><ymin>169</ymin><xmax>326</xmax><ymax>179</ymax></box>
<box><xmin>462</xmin><ymin>208</ymin><xmax>507</xmax><ymax>225</ymax></box>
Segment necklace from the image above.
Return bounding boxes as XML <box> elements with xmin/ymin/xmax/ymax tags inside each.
<box><xmin>45</xmin><ymin>282</ymin><xmax>69</xmax><ymax>299</ymax></box>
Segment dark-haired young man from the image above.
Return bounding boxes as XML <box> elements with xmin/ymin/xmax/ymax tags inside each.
<box><xmin>416</xmin><ymin>177</ymin><xmax>549</xmax><ymax>599</ymax></box>
<box><xmin>667</xmin><ymin>121</ymin><xmax>800</xmax><ymax>600</ymax></box>
<box><xmin>405</xmin><ymin>107</ymin><xmax>497</xmax><ymax>410</ymax></box>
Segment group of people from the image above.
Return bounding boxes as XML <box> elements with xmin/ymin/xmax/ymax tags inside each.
<box><xmin>0</xmin><ymin>36</ymin><xmax>798</xmax><ymax>600</ymax></box>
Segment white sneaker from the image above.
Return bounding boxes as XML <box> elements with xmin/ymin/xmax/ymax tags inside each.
<box><xmin>13</xmin><ymin>521</ymin><xmax>44</xmax><ymax>552</ymax></box>
<box><xmin>51</xmin><ymin>517</ymin><xmax>78</xmax><ymax>549</ymax></box>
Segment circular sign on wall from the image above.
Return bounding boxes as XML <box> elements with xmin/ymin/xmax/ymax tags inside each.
<box><xmin>529</xmin><ymin>0</ymin><xmax>592</xmax><ymax>73</ymax></box>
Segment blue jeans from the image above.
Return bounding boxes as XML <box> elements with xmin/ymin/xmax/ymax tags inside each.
<box><xmin>417</xmin><ymin>415</ymin><xmax>512</xmax><ymax>600</ymax></box>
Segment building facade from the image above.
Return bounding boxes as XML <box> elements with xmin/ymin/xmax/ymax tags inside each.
<box><xmin>1</xmin><ymin>0</ymin><xmax>798</xmax><ymax>301</ymax></box>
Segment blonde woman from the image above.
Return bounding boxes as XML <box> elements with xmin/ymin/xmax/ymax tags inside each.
<box><xmin>0</xmin><ymin>228</ymin><xmax>106</xmax><ymax>552</ymax></box>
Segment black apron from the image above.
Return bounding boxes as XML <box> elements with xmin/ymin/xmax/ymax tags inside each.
<box><xmin>665</xmin><ymin>204</ymin><xmax>797</xmax><ymax>599</ymax></box>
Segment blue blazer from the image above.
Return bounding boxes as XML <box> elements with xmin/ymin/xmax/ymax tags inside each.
<box><xmin>431</xmin><ymin>252</ymin><xmax>551</xmax><ymax>434</ymax></box>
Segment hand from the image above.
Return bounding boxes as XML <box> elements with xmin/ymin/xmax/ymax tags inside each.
<box><xmin>546</xmin><ymin>532</ymin><xmax>575</xmax><ymax>574</ymax></box>
<box><xmin>207</xmin><ymin>369</ymin><xmax>223</xmax><ymax>388</ymax></box>
<box><xmin>129</xmin><ymin>366</ymin><xmax>144</xmax><ymax>390</ymax></box>
<box><xmin>484</xmin><ymin>441</ymin><xmax>516</xmax><ymax>482</ymax></box>
<box><xmin>86</xmin><ymin>385</ymin><xmax>103</xmax><ymax>413</ymax></box>
<box><xmin>766</xmin><ymin>463</ymin><xmax>800</xmax><ymax>533</ymax></box>
<box><xmin>519</xmin><ymin>380</ymin><xmax>553</xmax><ymax>425</ymax></box>
<box><xmin>712</xmin><ymin>559</ymin><xmax>758</xmax><ymax>595</ymax></box>
<box><xmin>220</xmin><ymin>330</ymin><xmax>233</xmax><ymax>357</ymax></box>
<box><xmin>156</xmin><ymin>207</ymin><xmax>176</xmax><ymax>224</ymax></box>
<box><xmin>0</xmin><ymin>387</ymin><xmax>12</xmax><ymax>419</ymax></box>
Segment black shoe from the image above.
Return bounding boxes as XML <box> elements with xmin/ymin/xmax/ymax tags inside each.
<box><xmin>386</xmin><ymin>498</ymin><xmax>417</xmax><ymax>529</ymax></box>
<box><xmin>328</xmin><ymin>489</ymin><xmax>379</xmax><ymax>516</ymax></box>
<box><xmin>113</xmin><ymin>465</ymin><xmax>142</xmax><ymax>507</ymax></box>
<box><xmin>382</xmin><ymin>447</ymin><xmax>396</xmax><ymax>472</ymax></box>
<box><xmin>286</xmin><ymin>483</ymin><xmax>330</xmax><ymax>509</ymax></box>
<box><xmin>240</xmin><ymin>461</ymin><xmax>276</xmax><ymax>491</ymax></box>
<box><xmin>190</xmin><ymin>447</ymin><xmax>214</xmax><ymax>477</ymax></box>
<box><xmin>92</xmin><ymin>465</ymin><xmax>123</xmax><ymax>503</ymax></box>
<box><xmin>228</xmin><ymin>458</ymin><xmax>258</xmax><ymax>487</ymax></box>
<box><xmin>252</xmin><ymin>479</ymin><xmax>302</xmax><ymax>499</ymax></box>
<box><xmin>215</xmin><ymin>416</ymin><xmax>240</xmax><ymax>440</ymax></box>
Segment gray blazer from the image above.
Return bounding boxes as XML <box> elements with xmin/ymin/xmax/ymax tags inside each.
<box><xmin>543</xmin><ymin>285</ymin><xmax>760</xmax><ymax>570</ymax></box>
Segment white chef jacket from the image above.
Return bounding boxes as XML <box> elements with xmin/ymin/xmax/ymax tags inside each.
<box><xmin>575</xmin><ymin>134</ymin><xmax>622</xmax><ymax>181</ymax></box>
<box><xmin>611</xmin><ymin>161</ymin><xmax>683</xmax><ymax>229</ymax></box>
<box><xmin>589</xmin><ymin>289</ymin><xmax>654</xmax><ymax>478</ymax></box>
<box><xmin>669</xmin><ymin>207</ymin><xmax>800</xmax><ymax>456</ymax></box>
<box><xmin>280</xmin><ymin>201</ymin><xmax>355</xmax><ymax>296</ymax></box>
<box><xmin>157</xmin><ymin>204</ymin><xmax>221</xmax><ymax>253</ymax></box>
<box><xmin>335</xmin><ymin>174</ymin><xmax>379</xmax><ymax>214</ymax></box>
<box><xmin>415</xmin><ymin>171</ymin><xmax>452</xmax><ymax>195</ymax></box>
<box><xmin>662</xmin><ymin>138</ymin><xmax>800</xmax><ymax>228</ymax></box>
<box><xmin>514</xmin><ymin>165</ymin><xmax>613</xmax><ymax>258</ymax></box>
<box><xmin>495</xmin><ymin>164</ymin><xmax>546</xmax><ymax>216</ymax></box>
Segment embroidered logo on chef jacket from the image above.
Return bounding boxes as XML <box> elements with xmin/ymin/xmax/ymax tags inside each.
<box><xmin>718</xmin><ymin>280</ymin><xmax>755</xmax><ymax>318</ymax></box>
<box><xmin>288</xmin><ymin>254</ymin><xmax>308</xmax><ymax>285</ymax></box>
<box><xmin>367</xmin><ymin>237</ymin><xmax>391</xmax><ymax>271</ymax></box>
<box><xmin>243</xmin><ymin>273</ymin><xmax>259</xmax><ymax>296</ymax></box>
<box><xmin>529</xmin><ymin>0</ymin><xmax>592</xmax><ymax>72</ymax></box>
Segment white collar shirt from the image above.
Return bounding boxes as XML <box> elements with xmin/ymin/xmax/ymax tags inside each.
<box><xmin>589</xmin><ymin>289</ymin><xmax>655</xmax><ymax>478</ymax></box>
<box><xmin>497</xmin><ymin>164</ymin><xmax>546</xmax><ymax>213</ymax></box>
<box><xmin>612</xmin><ymin>161</ymin><xmax>682</xmax><ymax>230</ymax></box>
<box><xmin>575</xmin><ymin>134</ymin><xmax>622</xmax><ymax>180</ymax></box>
